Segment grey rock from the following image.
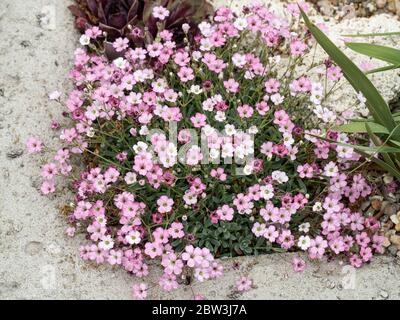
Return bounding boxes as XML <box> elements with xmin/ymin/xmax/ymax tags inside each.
<box><xmin>6</xmin><ymin>149</ymin><xmax>23</xmax><ymax>159</ymax></box>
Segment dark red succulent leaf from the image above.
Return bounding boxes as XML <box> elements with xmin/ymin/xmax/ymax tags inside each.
<box><xmin>69</xmin><ymin>0</ymin><xmax>214</xmax><ymax>46</ymax></box>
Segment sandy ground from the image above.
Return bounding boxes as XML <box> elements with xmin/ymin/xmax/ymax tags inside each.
<box><xmin>0</xmin><ymin>0</ymin><xmax>400</xmax><ymax>300</ymax></box>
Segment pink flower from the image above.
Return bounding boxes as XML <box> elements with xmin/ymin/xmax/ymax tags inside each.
<box><xmin>264</xmin><ymin>225</ymin><xmax>279</xmax><ymax>242</ymax></box>
<box><xmin>157</xmin><ymin>195</ymin><xmax>174</xmax><ymax>214</ymax></box>
<box><xmin>49</xmin><ymin>90</ymin><xmax>61</xmax><ymax>100</ymax></box>
<box><xmin>292</xmin><ymin>257</ymin><xmax>306</xmax><ymax>272</ymax></box>
<box><xmin>264</xmin><ymin>78</ymin><xmax>280</xmax><ymax>93</ymax></box>
<box><xmin>41</xmin><ymin>180</ymin><xmax>56</xmax><ymax>195</ymax></box>
<box><xmin>41</xmin><ymin>163</ymin><xmax>58</xmax><ymax>180</ymax></box>
<box><xmin>144</xmin><ymin>242</ymin><xmax>163</xmax><ymax>259</ymax></box>
<box><xmin>190</xmin><ymin>113</ymin><xmax>207</xmax><ymax>128</ymax></box>
<box><xmin>349</xmin><ymin>254</ymin><xmax>363</xmax><ymax>268</ymax></box>
<box><xmin>308</xmin><ymin>236</ymin><xmax>328</xmax><ymax>259</ymax></box>
<box><xmin>174</xmin><ymin>51</ymin><xmax>190</xmax><ymax>66</ymax></box>
<box><xmin>66</xmin><ymin>227</ymin><xmax>76</xmax><ymax>237</ymax></box>
<box><xmin>186</xmin><ymin>146</ymin><xmax>203</xmax><ymax>166</ymax></box>
<box><xmin>113</xmin><ymin>37</ymin><xmax>129</xmax><ymax>52</ymax></box>
<box><xmin>290</xmin><ymin>40</ymin><xmax>307</xmax><ymax>56</ymax></box>
<box><xmin>216</xmin><ymin>205</ymin><xmax>234</xmax><ymax>221</ymax></box>
<box><xmin>327</xmin><ymin>66</ymin><xmax>343</xmax><ymax>81</ymax></box>
<box><xmin>132</xmin><ymin>283</ymin><xmax>148</xmax><ymax>300</ymax></box>
<box><xmin>168</xmin><ymin>222</ymin><xmax>185</xmax><ymax>239</ymax></box>
<box><xmin>178</xmin><ymin>67</ymin><xmax>194</xmax><ymax>82</ymax></box>
<box><xmin>161</xmin><ymin>253</ymin><xmax>184</xmax><ymax>275</ymax></box>
<box><xmin>181</xmin><ymin>245</ymin><xmax>203</xmax><ymax>268</ymax></box>
<box><xmin>237</xmin><ymin>104</ymin><xmax>254</xmax><ymax>118</ymax></box>
<box><xmin>224</xmin><ymin>78</ymin><xmax>239</xmax><ymax>93</ymax></box>
<box><xmin>236</xmin><ymin>276</ymin><xmax>253</xmax><ymax>292</ymax></box>
<box><xmin>26</xmin><ymin>137</ymin><xmax>43</xmax><ymax>154</ymax></box>
<box><xmin>159</xmin><ymin>273</ymin><xmax>178</xmax><ymax>291</ymax></box>
<box><xmin>152</xmin><ymin>6</ymin><xmax>170</xmax><ymax>20</ymax></box>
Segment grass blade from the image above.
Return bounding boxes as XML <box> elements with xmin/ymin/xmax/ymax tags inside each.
<box><xmin>366</xmin><ymin>64</ymin><xmax>400</xmax><ymax>74</ymax></box>
<box><xmin>345</xmin><ymin>43</ymin><xmax>400</xmax><ymax>65</ymax></box>
<box><xmin>342</xmin><ymin>31</ymin><xmax>400</xmax><ymax>37</ymax></box>
<box><xmin>300</xmin><ymin>8</ymin><xmax>396</xmax><ymax>132</ymax></box>
<box><xmin>335</xmin><ymin>122</ymin><xmax>389</xmax><ymax>134</ymax></box>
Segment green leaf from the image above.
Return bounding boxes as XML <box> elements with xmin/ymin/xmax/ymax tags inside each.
<box><xmin>356</xmin><ymin>149</ymin><xmax>400</xmax><ymax>180</ymax></box>
<box><xmin>366</xmin><ymin>64</ymin><xmax>400</xmax><ymax>74</ymax></box>
<box><xmin>300</xmin><ymin>8</ymin><xmax>396</xmax><ymax>132</ymax></box>
<box><xmin>335</xmin><ymin>122</ymin><xmax>389</xmax><ymax>134</ymax></box>
<box><xmin>365</xmin><ymin>123</ymin><xmax>398</xmax><ymax>169</ymax></box>
<box><xmin>342</xmin><ymin>31</ymin><xmax>400</xmax><ymax>37</ymax></box>
<box><xmin>345</xmin><ymin>43</ymin><xmax>400</xmax><ymax>65</ymax></box>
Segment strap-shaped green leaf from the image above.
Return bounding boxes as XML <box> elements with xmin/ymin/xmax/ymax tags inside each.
<box><xmin>300</xmin><ymin>8</ymin><xmax>396</xmax><ymax>132</ymax></box>
<box><xmin>343</xmin><ymin>31</ymin><xmax>400</xmax><ymax>37</ymax></box>
<box><xmin>366</xmin><ymin>64</ymin><xmax>400</xmax><ymax>74</ymax></box>
<box><xmin>346</xmin><ymin>43</ymin><xmax>400</xmax><ymax>65</ymax></box>
<box><xmin>335</xmin><ymin>122</ymin><xmax>389</xmax><ymax>134</ymax></box>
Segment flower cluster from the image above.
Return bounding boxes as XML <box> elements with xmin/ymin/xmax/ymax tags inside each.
<box><xmin>29</xmin><ymin>3</ymin><xmax>384</xmax><ymax>299</ymax></box>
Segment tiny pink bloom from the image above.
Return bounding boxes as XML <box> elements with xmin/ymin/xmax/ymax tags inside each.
<box><xmin>26</xmin><ymin>137</ymin><xmax>43</xmax><ymax>154</ymax></box>
<box><xmin>236</xmin><ymin>276</ymin><xmax>253</xmax><ymax>292</ymax></box>
<box><xmin>132</xmin><ymin>283</ymin><xmax>148</xmax><ymax>300</ymax></box>
<box><xmin>292</xmin><ymin>257</ymin><xmax>306</xmax><ymax>272</ymax></box>
<box><xmin>41</xmin><ymin>180</ymin><xmax>56</xmax><ymax>195</ymax></box>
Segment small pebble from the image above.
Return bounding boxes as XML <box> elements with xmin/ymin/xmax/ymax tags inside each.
<box><xmin>378</xmin><ymin>289</ymin><xmax>389</xmax><ymax>300</ymax></box>
<box><xmin>390</xmin><ymin>234</ymin><xmax>400</xmax><ymax>246</ymax></box>
<box><xmin>6</xmin><ymin>149</ymin><xmax>23</xmax><ymax>159</ymax></box>
<box><xmin>387</xmin><ymin>244</ymin><xmax>398</xmax><ymax>256</ymax></box>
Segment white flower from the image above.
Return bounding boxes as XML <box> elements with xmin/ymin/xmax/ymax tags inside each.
<box><xmin>283</xmin><ymin>132</ymin><xmax>294</xmax><ymax>147</ymax></box>
<box><xmin>356</xmin><ymin>92</ymin><xmax>367</xmax><ymax>106</ymax></box>
<box><xmin>270</xmin><ymin>93</ymin><xmax>284</xmax><ymax>105</ymax></box>
<box><xmin>260</xmin><ymin>184</ymin><xmax>274</xmax><ymax>200</ymax></box>
<box><xmin>49</xmin><ymin>90</ymin><xmax>61</xmax><ymax>100</ymax></box>
<box><xmin>232</xmin><ymin>53</ymin><xmax>247</xmax><ymax>68</ymax></box>
<box><xmin>183</xmin><ymin>191</ymin><xmax>198</xmax><ymax>205</ymax></box>
<box><xmin>139</xmin><ymin>125</ymin><xmax>149</xmax><ymax>135</ymax></box>
<box><xmin>271</xmin><ymin>170</ymin><xmax>289</xmax><ymax>184</ymax></box>
<box><xmin>215</xmin><ymin>111</ymin><xmax>226</xmax><ymax>122</ymax></box>
<box><xmin>243</xmin><ymin>164</ymin><xmax>253</xmax><ymax>175</ymax></box>
<box><xmin>200</xmin><ymin>38</ymin><xmax>213</xmax><ymax>51</ymax></box>
<box><xmin>224</xmin><ymin>124</ymin><xmax>236</xmax><ymax>136</ymax></box>
<box><xmin>189</xmin><ymin>85</ymin><xmax>202</xmax><ymax>95</ymax></box>
<box><xmin>86</xmin><ymin>127</ymin><xmax>95</xmax><ymax>138</ymax></box>
<box><xmin>298</xmin><ymin>222</ymin><xmax>310</xmax><ymax>233</ymax></box>
<box><xmin>383</xmin><ymin>174</ymin><xmax>394</xmax><ymax>185</ymax></box>
<box><xmin>248</xmin><ymin>126</ymin><xmax>258</xmax><ymax>135</ymax></box>
<box><xmin>221</xmin><ymin>143</ymin><xmax>234</xmax><ymax>158</ymax></box>
<box><xmin>202</xmin><ymin>125</ymin><xmax>215</xmax><ymax>137</ymax></box>
<box><xmin>133</xmin><ymin>141</ymin><xmax>148</xmax><ymax>154</ymax></box>
<box><xmin>192</xmin><ymin>51</ymin><xmax>202</xmax><ymax>61</ymax></box>
<box><xmin>244</xmin><ymin>71</ymin><xmax>255</xmax><ymax>79</ymax></box>
<box><xmin>312</xmin><ymin>202</ymin><xmax>323</xmax><ymax>212</ymax></box>
<box><xmin>324</xmin><ymin>161</ymin><xmax>338</xmax><ymax>177</ymax></box>
<box><xmin>336</xmin><ymin>145</ymin><xmax>354</xmax><ymax>159</ymax></box>
<box><xmin>113</xmin><ymin>57</ymin><xmax>127</xmax><ymax>69</ymax></box>
<box><xmin>310</xmin><ymin>95</ymin><xmax>321</xmax><ymax>105</ymax></box>
<box><xmin>234</xmin><ymin>17</ymin><xmax>248</xmax><ymax>31</ymax></box>
<box><xmin>182</xmin><ymin>23</ymin><xmax>190</xmax><ymax>33</ymax></box>
<box><xmin>209</xmin><ymin>148</ymin><xmax>220</xmax><ymax>159</ymax></box>
<box><xmin>152</xmin><ymin>6</ymin><xmax>170</xmax><ymax>20</ymax></box>
<box><xmin>79</xmin><ymin>34</ymin><xmax>90</xmax><ymax>46</ymax></box>
<box><xmin>124</xmin><ymin>172</ymin><xmax>137</xmax><ymax>185</ymax></box>
<box><xmin>311</xmin><ymin>82</ymin><xmax>324</xmax><ymax>96</ymax></box>
<box><xmin>125</xmin><ymin>230</ymin><xmax>141</xmax><ymax>245</ymax></box>
<box><xmin>127</xmin><ymin>92</ymin><xmax>142</xmax><ymax>105</ymax></box>
<box><xmin>99</xmin><ymin>235</ymin><xmax>114</xmax><ymax>250</ymax></box>
<box><xmin>198</xmin><ymin>21</ymin><xmax>213</xmax><ymax>37</ymax></box>
<box><xmin>297</xmin><ymin>235</ymin><xmax>311</xmax><ymax>250</ymax></box>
